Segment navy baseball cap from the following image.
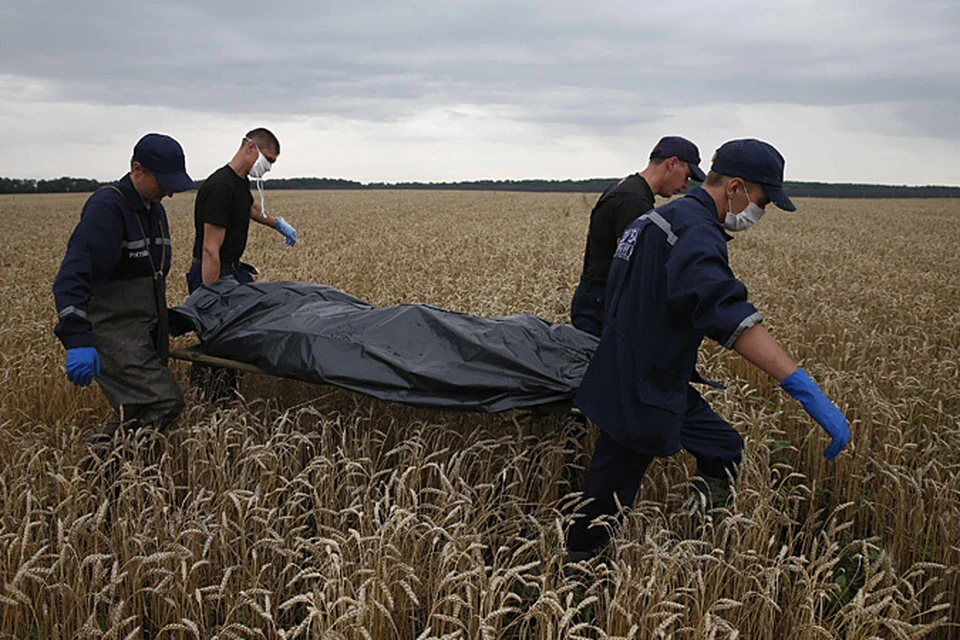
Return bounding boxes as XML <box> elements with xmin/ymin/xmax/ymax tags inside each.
<box><xmin>711</xmin><ymin>138</ymin><xmax>796</xmax><ymax>211</ymax></box>
<box><xmin>132</xmin><ymin>133</ymin><xmax>195</xmax><ymax>192</ymax></box>
<box><xmin>650</xmin><ymin>136</ymin><xmax>707</xmax><ymax>182</ymax></box>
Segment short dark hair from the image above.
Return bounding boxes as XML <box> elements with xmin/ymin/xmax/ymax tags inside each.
<box><xmin>244</xmin><ymin>128</ymin><xmax>280</xmax><ymax>155</ymax></box>
<box><xmin>703</xmin><ymin>171</ymin><xmax>727</xmax><ymax>187</ymax></box>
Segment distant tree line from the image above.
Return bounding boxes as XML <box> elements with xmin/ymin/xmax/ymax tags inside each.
<box><xmin>230</xmin><ymin>177</ymin><xmax>960</xmax><ymax>198</ymax></box>
<box><xmin>362</xmin><ymin>178</ymin><xmax>619</xmax><ymax>193</ymax></box>
<box><xmin>3</xmin><ymin>175</ymin><xmax>959</xmax><ymax>198</ymax></box>
<box><xmin>0</xmin><ymin>176</ymin><xmax>107</xmax><ymax>193</ymax></box>
<box><xmin>271</xmin><ymin>178</ymin><xmax>960</xmax><ymax>198</ymax></box>
<box><xmin>259</xmin><ymin>177</ymin><xmax>367</xmax><ymax>190</ymax></box>
<box><xmin>779</xmin><ymin>181</ymin><xmax>960</xmax><ymax>198</ymax></box>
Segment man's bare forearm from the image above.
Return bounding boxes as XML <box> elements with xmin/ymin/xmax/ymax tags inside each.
<box><xmin>201</xmin><ymin>223</ymin><xmax>226</xmax><ymax>285</ymax></box>
<box><xmin>202</xmin><ymin>250</ymin><xmax>220</xmax><ymax>285</ymax></box>
<box><xmin>250</xmin><ymin>203</ymin><xmax>277</xmax><ymax>228</ymax></box>
<box><xmin>732</xmin><ymin>323</ymin><xmax>798</xmax><ymax>382</ymax></box>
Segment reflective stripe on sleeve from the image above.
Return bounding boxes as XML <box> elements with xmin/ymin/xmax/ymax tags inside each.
<box><xmin>58</xmin><ymin>305</ymin><xmax>88</xmax><ymax>319</ymax></box>
<box><xmin>121</xmin><ymin>239</ymin><xmax>147</xmax><ymax>250</ymax></box>
<box><xmin>646</xmin><ymin>211</ymin><xmax>678</xmax><ymax>246</ymax></box>
<box><xmin>723</xmin><ymin>311</ymin><xmax>764</xmax><ymax>349</ymax></box>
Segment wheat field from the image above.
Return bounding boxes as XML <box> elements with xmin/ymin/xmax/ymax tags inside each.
<box><xmin>0</xmin><ymin>189</ymin><xmax>958</xmax><ymax>639</ymax></box>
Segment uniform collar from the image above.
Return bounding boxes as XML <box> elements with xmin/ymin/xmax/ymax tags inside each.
<box><xmin>116</xmin><ymin>173</ymin><xmax>150</xmax><ymax>213</ymax></box>
<box><xmin>686</xmin><ymin>187</ymin><xmax>733</xmax><ymax>241</ymax></box>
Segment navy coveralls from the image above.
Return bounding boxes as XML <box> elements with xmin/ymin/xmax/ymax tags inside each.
<box><xmin>568</xmin><ymin>187</ymin><xmax>762</xmax><ymax>552</ymax></box>
<box><xmin>53</xmin><ymin>175</ymin><xmax>184</xmax><ymax>430</ymax></box>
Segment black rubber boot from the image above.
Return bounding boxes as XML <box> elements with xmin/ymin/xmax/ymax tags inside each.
<box><xmin>85</xmin><ymin>420</ymin><xmax>121</xmax><ymax>448</ymax></box>
<box><xmin>686</xmin><ymin>471</ymin><xmax>734</xmax><ymax>537</ymax></box>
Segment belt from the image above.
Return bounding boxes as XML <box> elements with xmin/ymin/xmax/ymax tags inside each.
<box><xmin>192</xmin><ymin>257</ymin><xmax>242</xmax><ymax>270</ymax></box>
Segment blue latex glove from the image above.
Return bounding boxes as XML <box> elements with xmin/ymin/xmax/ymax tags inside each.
<box><xmin>65</xmin><ymin>347</ymin><xmax>101</xmax><ymax>387</ymax></box>
<box><xmin>275</xmin><ymin>216</ymin><xmax>297</xmax><ymax>246</ymax></box>
<box><xmin>781</xmin><ymin>368</ymin><xmax>850</xmax><ymax>460</ymax></box>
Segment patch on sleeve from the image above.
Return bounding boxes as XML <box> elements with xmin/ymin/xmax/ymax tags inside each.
<box><xmin>614</xmin><ymin>227</ymin><xmax>639</xmax><ymax>262</ymax></box>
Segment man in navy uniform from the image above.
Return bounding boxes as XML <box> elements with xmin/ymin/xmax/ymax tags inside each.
<box><xmin>53</xmin><ymin>133</ymin><xmax>195</xmax><ymax>442</ymax></box>
<box><xmin>571</xmin><ymin>136</ymin><xmax>706</xmax><ymax>336</ymax></box>
<box><xmin>567</xmin><ymin>139</ymin><xmax>850</xmax><ymax>554</ymax></box>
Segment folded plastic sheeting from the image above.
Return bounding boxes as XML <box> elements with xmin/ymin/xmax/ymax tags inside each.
<box><xmin>169</xmin><ymin>280</ymin><xmax>598</xmax><ymax>413</ymax></box>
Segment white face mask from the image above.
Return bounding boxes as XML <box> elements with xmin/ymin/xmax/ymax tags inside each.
<box><xmin>249</xmin><ymin>150</ymin><xmax>272</xmax><ymax>179</ymax></box>
<box><xmin>245</xmin><ymin>138</ymin><xmax>274</xmax><ymax>217</ymax></box>
<box><xmin>724</xmin><ymin>187</ymin><xmax>766</xmax><ymax>232</ymax></box>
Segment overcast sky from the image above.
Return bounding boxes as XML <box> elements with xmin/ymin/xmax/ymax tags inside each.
<box><xmin>2</xmin><ymin>0</ymin><xmax>959</xmax><ymax>186</ymax></box>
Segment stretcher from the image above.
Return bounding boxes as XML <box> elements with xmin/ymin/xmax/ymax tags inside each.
<box><xmin>169</xmin><ymin>343</ymin><xmax>579</xmax><ymax>417</ymax></box>
<box><xmin>168</xmin><ymin>280</ymin><xmax>595</xmax><ymax>416</ymax></box>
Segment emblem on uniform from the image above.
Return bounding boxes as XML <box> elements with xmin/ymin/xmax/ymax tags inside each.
<box><xmin>614</xmin><ymin>227</ymin><xmax>639</xmax><ymax>261</ymax></box>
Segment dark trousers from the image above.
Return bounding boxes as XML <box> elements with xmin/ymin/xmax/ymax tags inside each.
<box><xmin>570</xmin><ymin>276</ymin><xmax>606</xmax><ymax>337</ymax></box>
<box><xmin>89</xmin><ymin>277</ymin><xmax>184</xmax><ymax>434</ymax></box>
<box><xmin>185</xmin><ymin>261</ymin><xmax>254</xmax><ymax>294</ymax></box>
<box><xmin>567</xmin><ymin>386</ymin><xmax>743</xmax><ymax>552</ymax></box>
<box><xmin>185</xmin><ymin>262</ymin><xmax>255</xmax><ymax>401</ymax></box>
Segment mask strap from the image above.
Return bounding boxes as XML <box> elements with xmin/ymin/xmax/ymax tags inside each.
<box><xmin>728</xmin><ymin>182</ymin><xmax>745</xmax><ymax>216</ymax></box>
<box><xmin>246</xmin><ymin>137</ymin><xmax>269</xmax><ymax>217</ymax></box>
<box><xmin>256</xmin><ymin>177</ymin><xmax>267</xmax><ymax>218</ymax></box>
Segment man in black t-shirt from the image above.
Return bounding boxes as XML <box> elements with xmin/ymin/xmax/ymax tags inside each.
<box><xmin>570</xmin><ymin>136</ymin><xmax>707</xmax><ymax>336</ymax></box>
<box><xmin>187</xmin><ymin>127</ymin><xmax>297</xmax><ymax>293</ymax></box>
<box><xmin>186</xmin><ymin>128</ymin><xmax>296</xmax><ymax>401</ymax></box>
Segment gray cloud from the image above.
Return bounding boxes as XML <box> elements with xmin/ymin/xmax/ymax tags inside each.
<box><xmin>2</xmin><ymin>0</ymin><xmax>959</xmax><ymax>139</ymax></box>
